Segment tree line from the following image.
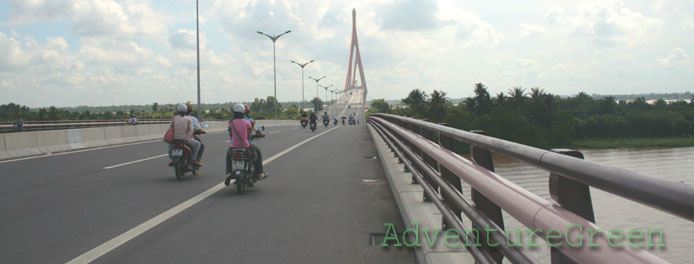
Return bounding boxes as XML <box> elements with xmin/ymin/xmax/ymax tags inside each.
<box><xmin>368</xmin><ymin>83</ymin><xmax>694</xmax><ymax>149</ymax></box>
<box><xmin>1</xmin><ymin>96</ymin><xmax>328</xmax><ymax>122</ymax></box>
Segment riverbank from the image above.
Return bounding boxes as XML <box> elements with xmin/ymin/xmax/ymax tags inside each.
<box><xmin>572</xmin><ymin>136</ymin><xmax>694</xmax><ymax>149</ymax></box>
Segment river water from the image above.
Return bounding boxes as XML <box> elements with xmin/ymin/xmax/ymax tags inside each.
<box><xmin>459</xmin><ymin>147</ymin><xmax>694</xmax><ymax>263</ymax></box>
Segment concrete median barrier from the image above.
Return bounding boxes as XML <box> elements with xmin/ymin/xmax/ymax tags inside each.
<box><xmin>0</xmin><ymin>120</ymin><xmax>295</xmax><ymax>161</ymax></box>
<box><xmin>36</xmin><ymin>130</ymin><xmax>69</xmax><ymax>154</ymax></box>
<box><xmin>120</xmin><ymin>126</ymin><xmax>138</xmax><ymax>139</ymax></box>
<box><xmin>80</xmin><ymin>127</ymin><xmax>107</xmax><ymax>148</ymax></box>
<box><xmin>3</xmin><ymin>132</ymin><xmax>40</xmax><ymax>158</ymax></box>
<box><xmin>135</xmin><ymin>124</ymin><xmax>152</xmax><ymax>141</ymax></box>
<box><xmin>0</xmin><ymin>133</ymin><xmax>7</xmax><ymax>160</ymax></box>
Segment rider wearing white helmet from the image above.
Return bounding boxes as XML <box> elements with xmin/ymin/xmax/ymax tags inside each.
<box><xmin>226</xmin><ymin>103</ymin><xmax>267</xmax><ymax>181</ymax></box>
<box><xmin>168</xmin><ymin>103</ymin><xmax>203</xmax><ymax>166</ymax></box>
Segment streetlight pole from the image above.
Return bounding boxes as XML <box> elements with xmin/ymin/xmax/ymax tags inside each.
<box><xmin>196</xmin><ymin>0</ymin><xmax>201</xmax><ymax>121</ymax></box>
<box><xmin>308</xmin><ymin>76</ymin><xmax>326</xmax><ymax>99</ymax></box>
<box><xmin>258</xmin><ymin>30</ymin><xmax>291</xmax><ymax>119</ymax></box>
<box><xmin>308</xmin><ymin>76</ymin><xmax>326</xmax><ymax>111</ymax></box>
<box><xmin>290</xmin><ymin>60</ymin><xmax>314</xmax><ymax>111</ymax></box>
<box><xmin>320</xmin><ymin>84</ymin><xmax>333</xmax><ymax>105</ymax></box>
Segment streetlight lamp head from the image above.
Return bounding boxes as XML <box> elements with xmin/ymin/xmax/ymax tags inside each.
<box><xmin>309</xmin><ymin>59</ymin><xmax>314</xmax><ymax>63</ymax></box>
<box><xmin>257</xmin><ymin>31</ymin><xmax>263</xmax><ymax>34</ymax></box>
<box><xmin>285</xmin><ymin>30</ymin><xmax>292</xmax><ymax>33</ymax></box>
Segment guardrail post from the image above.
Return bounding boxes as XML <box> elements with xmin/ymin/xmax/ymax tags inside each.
<box><xmin>549</xmin><ymin>149</ymin><xmax>594</xmax><ymax>264</ymax></box>
<box><xmin>438</xmin><ymin>127</ymin><xmax>463</xmax><ymax>229</ymax></box>
<box><xmin>470</xmin><ymin>130</ymin><xmax>504</xmax><ymax>263</ymax></box>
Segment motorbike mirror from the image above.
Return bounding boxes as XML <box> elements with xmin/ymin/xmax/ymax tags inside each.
<box><xmin>203</xmin><ymin>123</ymin><xmax>209</xmax><ymax>128</ymax></box>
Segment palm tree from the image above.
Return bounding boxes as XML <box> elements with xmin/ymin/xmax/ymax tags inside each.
<box><xmin>495</xmin><ymin>92</ymin><xmax>507</xmax><ymax>105</ymax></box>
<box><xmin>429</xmin><ymin>90</ymin><xmax>448</xmax><ymax>122</ymax></box>
<box><xmin>473</xmin><ymin>83</ymin><xmax>491</xmax><ymax>115</ymax></box>
<box><xmin>508</xmin><ymin>87</ymin><xmax>526</xmax><ymax>113</ymax></box>
<box><xmin>402</xmin><ymin>89</ymin><xmax>429</xmax><ymax>117</ymax></box>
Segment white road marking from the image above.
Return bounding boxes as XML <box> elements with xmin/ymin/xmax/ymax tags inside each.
<box><xmin>0</xmin><ymin>130</ymin><xmax>224</xmax><ymax>164</ymax></box>
<box><xmin>268</xmin><ymin>131</ymin><xmax>281</xmax><ymax>134</ymax></box>
<box><xmin>0</xmin><ymin>141</ymin><xmax>161</xmax><ymax>164</ymax></box>
<box><xmin>103</xmin><ymin>154</ymin><xmax>169</xmax><ymax>170</ymax></box>
<box><xmin>66</xmin><ymin>125</ymin><xmax>341</xmax><ymax>264</ymax></box>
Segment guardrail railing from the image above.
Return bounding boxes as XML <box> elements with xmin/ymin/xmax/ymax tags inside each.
<box><xmin>368</xmin><ymin>113</ymin><xmax>693</xmax><ymax>264</ymax></box>
<box><xmin>0</xmin><ymin>119</ymin><xmax>171</xmax><ymax>133</ymax></box>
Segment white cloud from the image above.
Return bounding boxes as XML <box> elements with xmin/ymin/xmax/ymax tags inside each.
<box><xmin>515</xmin><ymin>58</ymin><xmax>538</xmax><ymax>68</ymax></box>
<box><xmin>519</xmin><ymin>23</ymin><xmax>545</xmax><ymax>39</ymax></box>
<box><xmin>8</xmin><ymin>0</ymin><xmax>74</xmax><ymax>24</ymax></box>
<box><xmin>438</xmin><ymin>1</ymin><xmax>503</xmax><ymax>48</ymax></box>
<box><xmin>658</xmin><ymin>48</ymin><xmax>689</xmax><ymax>67</ymax></box>
<box><xmin>546</xmin><ymin>1</ymin><xmax>663</xmax><ymax>48</ymax></box>
<box><xmin>683</xmin><ymin>17</ymin><xmax>694</xmax><ymax>32</ymax></box>
<box><xmin>10</xmin><ymin>0</ymin><xmax>168</xmax><ymax>38</ymax></box>
<box><xmin>0</xmin><ymin>32</ymin><xmax>29</xmax><ymax>70</ymax></box>
<box><xmin>379</xmin><ymin>0</ymin><xmax>439</xmax><ymax>31</ymax></box>
<box><xmin>1</xmin><ymin>0</ymin><xmax>692</xmax><ymax>106</ymax></box>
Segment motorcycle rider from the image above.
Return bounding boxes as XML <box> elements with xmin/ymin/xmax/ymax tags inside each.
<box><xmin>226</xmin><ymin>104</ymin><xmax>267</xmax><ymax>181</ymax></box>
<box><xmin>309</xmin><ymin>112</ymin><xmax>318</xmax><ymax>127</ymax></box>
<box><xmin>332</xmin><ymin>114</ymin><xmax>338</xmax><ymax>124</ymax></box>
<box><xmin>243</xmin><ymin>104</ymin><xmax>266</xmax><ymax>179</ymax></box>
<box><xmin>168</xmin><ymin>104</ymin><xmax>202</xmax><ymax>167</ymax></box>
<box><xmin>185</xmin><ymin>102</ymin><xmax>205</xmax><ymax>161</ymax></box>
<box><xmin>349</xmin><ymin>114</ymin><xmax>354</xmax><ymax>125</ymax></box>
<box><xmin>321</xmin><ymin>112</ymin><xmax>330</xmax><ymax>126</ymax></box>
<box><xmin>300</xmin><ymin>110</ymin><xmax>308</xmax><ymax>127</ymax></box>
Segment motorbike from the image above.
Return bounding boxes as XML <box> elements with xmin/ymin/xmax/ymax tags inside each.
<box><xmin>341</xmin><ymin>118</ymin><xmax>346</xmax><ymax>125</ymax></box>
<box><xmin>323</xmin><ymin>119</ymin><xmax>329</xmax><ymax>128</ymax></box>
<box><xmin>349</xmin><ymin>118</ymin><xmax>355</xmax><ymax>125</ymax></box>
<box><xmin>333</xmin><ymin>119</ymin><xmax>338</xmax><ymax>126</ymax></box>
<box><xmin>171</xmin><ymin>123</ymin><xmax>209</xmax><ymax>180</ymax></box>
<box><xmin>171</xmin><ymin>139</ymin><xmax>198</xmax><ymax>180</ymax></box>
<box><xmin>310</xmin><ymin>122</ymin><xmax>317</xmax><ymax>132</ymax></box>
<box><xmin>226</xmin><ymin>126</ymin><xmax>265</xmax><ymax>194</ymax></box>
<box><xmin>300</xmin><ymin>117</ymin><xmax>308</xmax><ymax>128</ymax></box>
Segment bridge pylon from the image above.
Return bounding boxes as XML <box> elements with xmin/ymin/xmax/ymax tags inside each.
<box><xmin>343</xmin><ymin>8</ymin><xmax>367</xmax><ymax>106</ymax></box>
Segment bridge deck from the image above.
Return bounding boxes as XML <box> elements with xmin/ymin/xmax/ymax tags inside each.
<box><xmin>0</xmin><ymin>122</ymin><xmax>415</xmax><ymax>263</ymax></box>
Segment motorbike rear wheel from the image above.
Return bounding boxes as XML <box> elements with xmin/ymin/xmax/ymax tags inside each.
<box><xmin>175</xmin><ymin>162</ymin><xmax>184</xmax><ymax>180</ymax></box>
<box><xmin>236</xmin><ymin>176</ymin><xmax>246</xmax><ymax>194</ymax></box>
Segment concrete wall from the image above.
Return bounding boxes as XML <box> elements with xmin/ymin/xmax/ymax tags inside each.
<box><xmin>0</xmin><ymin>120</ymin><xmax>296</xmax><ymax>160</ymax></box>
<box><xmin>0</xmin><ymin>134</ymin><xmax>6</xmax><ymax>160</ymax></box>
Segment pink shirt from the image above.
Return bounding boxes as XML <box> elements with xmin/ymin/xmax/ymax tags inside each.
<box><xmin>229</xmin><ymin>119</ymin><xmax>252</xmax><ymax>148</ymax></box>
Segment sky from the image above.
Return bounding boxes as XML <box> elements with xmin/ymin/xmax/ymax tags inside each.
<box><xmin>0</xmin><ymin>0</ymin><xmax>692</xmax><ymax>107</ymax></box>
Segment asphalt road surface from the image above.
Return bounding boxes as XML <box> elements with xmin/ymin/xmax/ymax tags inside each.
<box><xmin>0</xmin><ymin>121</ymin><xmax>415</xmax><ymax>263</ymax></box>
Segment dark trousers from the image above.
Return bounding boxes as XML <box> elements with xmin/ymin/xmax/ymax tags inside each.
<box><xmin>226</xmin><ymin>145</ymin><xmax>263</xmax><ymax>175</ymax></box>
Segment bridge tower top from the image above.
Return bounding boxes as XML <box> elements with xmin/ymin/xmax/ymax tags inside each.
<box><xmin>344</xmin><ymin>8</ymin><xmax>367</xmax><ymax>104</ymax></box>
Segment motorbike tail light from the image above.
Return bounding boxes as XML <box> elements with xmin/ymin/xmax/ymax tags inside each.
<box><xmin>232</xmin><ymin>154</ymin><xmax>247</xmax><ymax>160</ymax></box>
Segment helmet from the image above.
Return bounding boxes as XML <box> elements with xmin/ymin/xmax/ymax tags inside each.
<box><xmin>185</xmin><ymin>102</ymin><xmax>193</xmax><ymax>114</ymax></box>
<box><xmin>243</xmin><ymin>104</ymin><xmax>250</xmax><ymax>114</ymax></box>
<box><xmin>176</xmin><ymin>103</ymin><xmax>187</xmax><ymax>113</ymax></box>
<box><xmin>232</xmin><ymin>103</ymin><xmax>245</xmax><ymax>113</ymax></box>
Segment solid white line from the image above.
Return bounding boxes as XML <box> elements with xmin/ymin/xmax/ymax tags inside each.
<box><xmin>268</xmin><ymin>131</ymin><xmax>281</xmax><ymax>134</ymax></box>
<box><xmin>0</xmin><ymin>140</ymin><xmax>163</xmax><ymax>164</ymax></box>
<box><xmin>66</xmin><ymin>125</ymin><xmax>340</xmax><ymax>264</ymax></box>
<box><xmin>103</xmin><ymin>154</ymin><xmax>168</xmax><ymax>170</ymax></box>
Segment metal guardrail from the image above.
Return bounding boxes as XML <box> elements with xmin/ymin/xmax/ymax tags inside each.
<box><xmin>368</xmin><ymin>113</ymin><xmax>692</xmax><ymax>263</ymax></box>
<box><xmin>0</xmin><ymin>119</ymin><xmax>169</xmax><ymax>133</ymax></box>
